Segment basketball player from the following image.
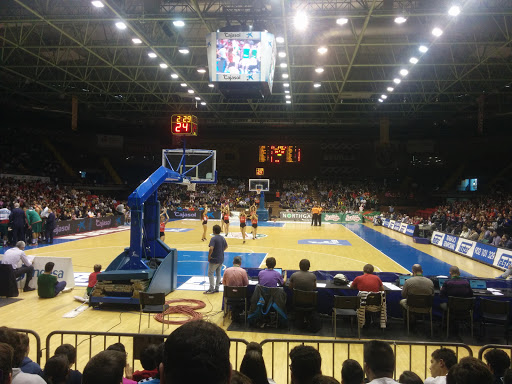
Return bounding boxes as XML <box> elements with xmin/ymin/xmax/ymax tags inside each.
<box><xmin>201</xmin><ymin>205</ymin><xmax>208</xmax><ymax>241</ymax></box>
<box><xmin>223</xmin><ymin>205</ymin><xmax>230</xmax><ymax>237</ymax></box>
<box><xmin>160</xmin><ymin>209</ymin><xmax>169</xmax><ymax>242</ymax></box>
<box><xmin>239</xmin><ymin>211</ymin><xmax>247</xmax><ymax>244</ymax></box>
<box><xmin>250</xmin><ymin>212</ymin><xmax>258</xmax><ymax>240</ymax></box>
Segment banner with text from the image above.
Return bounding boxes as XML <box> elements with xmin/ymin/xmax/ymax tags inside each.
<box><xmin>27</xmin><ymin>256</ymin><xmax>75</xmax><ymax>289</ymax></box>
<box><xmin>167</xmin><ymin>210</ymin><xmax>222</xmax><ymax>220</ymax></box>
<box><xmin>381</xmin><ymin>219</ymin><xmax>415</xmax><ymax>237</ymax></box>
<box><xmin>53</xmin><ymin>216</ymin><xmax>125</xmax><ymax>237</ymax></box>
<box><xmin>431</xmin><ymin>231</ymin><xmax>512</xmax><ymax>269</ymax></box>
<box><xmin>322</xmin><ymin>213</ymin><xmax>364</xmax><ymax>224</ymax></box>
<box><xmin>280</xmin><ymin>211</ymin><xmax>312</xmax><ymax>222</ymax></box>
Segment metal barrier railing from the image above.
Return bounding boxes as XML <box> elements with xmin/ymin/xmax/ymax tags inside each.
<box><xmin>46</xmin><ymin>330</ymin><xmax>248</xmax><ymax>372</ymax></box>
<box><xmin>259</xmin><ymin>338</ymin><xmax>474</xmax><ymax>383</ymax></box>
<box><xmin>478</xmin><ymin>344</ymin><xmax>512</xmax><ymax>361</ymax></box>
<box><xmin>12</xmin><ymin>328</ymin><xmax>42</xmax><ymax>365</ymax></box>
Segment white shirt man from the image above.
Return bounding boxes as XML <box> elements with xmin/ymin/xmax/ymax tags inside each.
<box><xmin>1</xmin><ymin>241</ymin><xmax>35</xmax><ymax>292</ymax></box>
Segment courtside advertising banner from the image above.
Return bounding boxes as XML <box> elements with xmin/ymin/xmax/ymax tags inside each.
<box><xmin>27</xmin><ymin>256</ymin><xmax>75</xmax><ymax>289</ymax></box>
<box><xmin>53</xmin><ymin>216</ymin><xmax>124</xmax><ymax>237</ymax></box>
<box><xmin>431</xmin><ymin>230</ymin><xmax>509</xmax><ymax>269</ymax></box>
<box><xmin>380</xmin><ymin>219</ymin><xmax>415</xmax><ymax>237</ymax></box>
<box><xmin>280</xmin><ymin>212</ymin><xmax>312</xmax><ymax>222</ymax></box>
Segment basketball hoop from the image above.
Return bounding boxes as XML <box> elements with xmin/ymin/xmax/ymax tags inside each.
<box><xmin>256</xmin><ymin>188</ymin><xmax>262</xmax><ymax>195</ymax></box>
<box><xmin>179</xmin><ymin>179</ymin><xmax>196</xmax><ymax>192</ymax></box>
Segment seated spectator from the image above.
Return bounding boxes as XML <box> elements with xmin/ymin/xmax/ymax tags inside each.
<box><xmin>468</xmin><ymin>229</ymin><xmax>479</xmax><ymax>241</ymax></box>
<box><xmin>399</xmin><ymin>371</ymin><xmax>423</xmax><ymax>384</ymax></box>
<box><xmin>425</xmin><ymin>348</ymin><xmax>457</xmax><ymax>384</ymax></box>
<box><xmin>240</xmin><ymin>342</ymin><xmax>276</xmax><ymax>384</ymax></box>
<box><xmin>504</xmin><ymin>368</ymin><xmax>512</xmax><ymax>384</ymax></box>
<box><xmin>483</xmin><ymin>348</ymin><xmax>511</xmax><ymax>384</ymax></box>
<box><xmin>87</xmin><ymin>264</ymin><xmax>101</xmax><ymax>296</ymax></box>
<box><xmin>341</xmin><ymin>359</ymin><xmax>364</xmax><ymax>384</ymax></box>
<box><xmin>222</xmin><ymin>256</ymin><xmax>249</xmax><ymax>287</ymax></box>
<box><xmin>497</xmin><ymin>264</ymin><xmax>512</xmax><ymax>279</ymax></box>
<box><xmin>258</xmin><ymin>257</ymin><xmax>284</xmax><ymax>287</ymax></box>
<box><xmin>82</xmin><ymin>350</ymin><xmax>126</xmax><ymax>384</ymax></box>
<box><xmin>289</xmin><ymin>345</ymin><xmax>322</xmax><ymax>384</ymax></box>
<box><xmin>289</xmin><ymin>259</ymin><xmax>317</xmax><ymax>291</ymax></box>
<box><xmin>54</xmin><ymin>344</ymin><xmax>81</xmax><ymax>384</ymax></box>
<box><xmin>439</xmin><ymin>266</ymin><xmax>473</xmax><ymax>311</ymax></box>
<box><xmin>0</xmin><ymin>342</ymin><xmax>14</xmax><ymax>384</ymax></box>
<box><xmin>499</xmin><ymin>234</ymin><xmax>512</xmax><ymax>249</ymax></box>
<box><xmin>1</xmin><ymin>241</ymin><xmax>35</xmax><ymax>292</ymax></box>
<box><xmin>161</xmin><ymin>320</ymin><xmax>231</xmax><ymax>384</ymax></box>
<box><xmin>105</xmin><ymin>343</ymin><xmax>136</xmax><ymax>384</ymax></box>
<box><xmin>460</xmin><ymin>226</ymin><xmax>470</xmax><ymax>239</ymax></box>
<box><xmin>19</xmin><ymin>333</ymin><xmax>43</xmax><ymax>377</ymax></box>
<box><xmin>351</xmin><ymin>264</ymin><xmax>383</xmax><ymax>293</ymax></box>
<box><xmin>363</xmin><ymin>340</ymin><xmax>399</xmax><ymax>384</ymax></box>
<box><xmin>43</xmin><ymin>355</ymin><xmax>69</xmax><ymax>384</ymax></box>
<box><xmin>37</xmin><ymin>262</ymin><xmax>68</xmax><ymax>298</ymax></box>
<box><xmin>400</xmin><ymin>264</ymin><xmax>434</xmax><ymax>311</ymax></box>
<box><xmin>491</xmin><ymin>231</ymin><xmax>501</xmax><ymax>247</ymax></box>
<box><xmin>312</xmin><ymin>375</ymin><xmax>340</xmax><ymax>384</ymax></box>
<box><xmin>132</xmin><ymin>344</ymin><xmax>160</xmax><ymax>382</ymax></box>
<box><xmin>0</xmin><ymin>327</ymin><xmax>45</xmax><ymax>383</ymax></box>
<box><xmin>446</xmin><ymin>357</ymin><xmax>493</xmax><ymax>384</ymax></box>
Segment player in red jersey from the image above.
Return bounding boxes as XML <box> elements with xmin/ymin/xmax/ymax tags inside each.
<box><xmin>222</xmin><ymin>205</ymin><xmax>230</xmax><ymax>237</ymax></box>
<box><xmin>250</xmin><ymin>212</ymin><xmax>258</xmax><ymax>240</ymax></box>
<box><xmin>201</xmin><ymin>205</ymin><xmax>208</xmax><ymax>241</ymax></box>
<box><xmin>160</xmin><ymin>209</ymin><xmax>169</xmax><ymax>242</ymax></box>
<box><xmin>239</xmin><ymin>211</ymin><xmax>247</xmax><ymax>244</ymax></box>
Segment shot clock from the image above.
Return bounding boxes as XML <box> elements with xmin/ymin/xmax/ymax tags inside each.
<box><xmin>170</xmin><ymin>114</ymin><xmax>198</xmax><ymax>136</ymax></box>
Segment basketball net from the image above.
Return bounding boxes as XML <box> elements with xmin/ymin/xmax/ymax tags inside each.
<box><xmin>180</xmin><ymin>179</ymin><xmax>196</xmax><ymax>192</ymax></box>
<box><xmin>256</xmin><ymin>188</ymin><xmax>262</xmax><ymax>195</ymax></box>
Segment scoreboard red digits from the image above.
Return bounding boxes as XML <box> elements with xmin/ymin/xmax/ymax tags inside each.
<box><xmin>171</xmin><ymin>114</ymin><xmax>198</xmax><ymax>136</ymax></box>
<box><xmin>258</xmin><ymin>146</ymin><xmax>301</xmax><ymax>163</ymax></box>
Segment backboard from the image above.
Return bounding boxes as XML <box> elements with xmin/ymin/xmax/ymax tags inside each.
<box><xmin>162</xmin><ymin>149</ymin><xmax>217</xmax><ymax>183</ymax></box>
<box><xmin>249</xmin><ymin>179</ymin><xmax>270</xmax><ymax>192</ymax></box>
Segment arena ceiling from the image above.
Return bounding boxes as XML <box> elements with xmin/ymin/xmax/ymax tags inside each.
<box><xmin>1</xmin><ymin>0</ymin><xmax>512</xmax><ymax>134</ymax></box>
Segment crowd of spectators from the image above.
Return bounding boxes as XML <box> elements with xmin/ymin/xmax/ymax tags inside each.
<box><xmin>0</xmin><ymin>323</ymin><xmax>509</xmax><ymax>384</ymax></box>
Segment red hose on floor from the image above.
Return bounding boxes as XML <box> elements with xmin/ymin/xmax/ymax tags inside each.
<box><xmin>154</xmin><ymin>299</ymin><xmax>206</xmax><ymax>325</ymax></box>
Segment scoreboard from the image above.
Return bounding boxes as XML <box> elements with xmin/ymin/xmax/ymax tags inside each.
<box><xmin>258</xmin><ymin>145</ymin><xmax>301</xmax><ymax>164</ymax></box>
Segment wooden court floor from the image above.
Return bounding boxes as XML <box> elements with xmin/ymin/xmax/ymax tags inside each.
<box><xmin>0</xmin><ymin>220</ymin><xmax>500</xmax><ymax>381</ymax></box>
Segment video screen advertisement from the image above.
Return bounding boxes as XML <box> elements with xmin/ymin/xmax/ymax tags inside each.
<box><xmin>206</xmin><ymin>31</ymin><xmax>276</xmax><ymax>92</ymax></box>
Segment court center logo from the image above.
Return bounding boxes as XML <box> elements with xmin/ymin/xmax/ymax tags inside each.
<box><xmin>217</xmin><ymin>232</ymin><xmax>268</xmax><ymax>240</ymax></box>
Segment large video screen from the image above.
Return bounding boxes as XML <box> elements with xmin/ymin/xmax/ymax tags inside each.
<box><xmin>216</xmin><ymin>39</ymin><xmax>261</xmax><ymax>75</ymax></box>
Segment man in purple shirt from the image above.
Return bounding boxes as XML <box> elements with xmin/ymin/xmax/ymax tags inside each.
<box><xmin>258</xmin><ymin>257</ymin><xmax>285</xmax><ymax>287</ymax></box>
<box><xmin>440</xmin><ymin>265</ymin><xmax>473</xmax><ymax>311</ymax></box>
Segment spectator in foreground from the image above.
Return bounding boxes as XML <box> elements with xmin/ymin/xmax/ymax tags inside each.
<box><xmin>363</xmin><ymin>340</ymin><xmax>399</xmax><ymax>384</ymax></box>
<box><xmin>424</xmin><ymin>348</ymin><xmax>457</xmax><ymax>384</ymax></box>
<box><xmin>0</xmin><ymin>342</ymin><xmax>14</xmax><ymax>384</ymax></box>
<box><xmin>231</xmin><ymin>371</ymin><xmax>252</xmax><ymax>384</ymax></box>
<box><xmin>82</xmin><ymin>350</ymin><xmax>126</xmax><ymax>384</ymax></box>
<box><xmin>0</xmin><ymin>327</ymin><xmax>45</xmax><ymax>383</ymax></box>
<box><xmin>483</xmin><ymin>348</ymin><xmax>511</xmax><ymax>384</ymax></box>
<box><xmin>399</xmin><ymin>371</ymin><xmax>423</xmax><ymax>384</ymax></box>
<box><xmin>289</xmin><ymin>345</ymin><xmax>322</xmax><ymax>384</ymax></box>
<box><xmin>341</xmin><ymin>359</ymin><xmax>364</xmax><ymax>384</ymax></box>
<box><xmin>446</xmin><ymin>357</ymin><xmax>493</xmax><ymax>384</ymax></box>
<box><xmin>239</xmin><ymin>342</ymin><xmax>276</xmax><ymax>384</ymax></box>
<box><xmin>105</xmin><ymin>344</ymin><xmax>136</xmax><ymax>384</ymax></box>
<box><xmin>54</xmin><ymin>344</ymin><xmax>82</xmax><ymax>384</ymax></box>
<box><xmin>504</xmin><ymin>368</ymin><xmax>512</xmax><ymax>384</ymax></box>
<box><xmin>19</xmin><ymin>333</ymin><xmax>43</xmax><ymax>377</ymax></box>
<box><xmin>161</xmin><ymin>320</ymin><xmax>231</xmax><ymax>384</ymax></box>
<box><xmin>312</xmin><ymin>375</ymin><xmax>340</xmax><ymax>384</ymax></box>
<box><xmin>43</xmin><ymin>355</ymin><xmax>69</xmax><ymax>384</ymax></box>
<box><xmin>132</xmin><ymin>344</ymin><xmax>160</xmax><ymax>382</ymax></box>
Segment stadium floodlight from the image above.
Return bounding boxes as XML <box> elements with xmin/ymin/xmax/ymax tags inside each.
<box><xmin>280</xmin><ymin>63</ymin><xmax>287</xmax><ymax>68</ymax></box>
<box><xmin>115</xmin><ymin>22</ymin><xmax>127</xmax><ymax>30</ymax></box>
<box><xmin>132</xmin><ymin>38</ymin><xmax>142</xmax><ymax>44</ymax></box>
<box><xmin>159</xmin><ymin>63</ymin><xmax>168</xmax><ymax>68</ymax></box>
<box><xmin>378</xmin><ymin>98</ymin><xmax>383</xmax><ymax>102</ymax></box>
<box><xmin>315</xmin><ymin>67</ymin><xmax>324</xmax><ymax>73</ymax></box>
<box><xmin>399</xmin><ymin>69</ymin><xmax>409</xmax><ymax>77</ymax></box>
<box><xmin>381</xmin><ymin>95</ymin><xmax>388</xmax><ymax>99</ymax></box>
<box><xmin>171</xmin><ymin>73</ymin><xmax>178</xmax><ymax>79</ymax></box>
<box><xmin>173</xmin><ymin>20</ymin><xmax>185</xmax><ymax>27</ymax></box>
<box><xmin>91</xmin><ymin>1</ymin><xmax>104</xmax><ymax>7</ymax></box>
<box><xmin>201</xmin><ymin>102</ymin><xmax>206</xmax><ymax>105</ymax></box>
<box><xmin>432</xmin><ymin>27</ymin><xmax>443</xmax><ymax>37</ymax></box>
<box><xmin>180</xmin><ymin>83</ymin><xmax>187</xmax><ymax>87</ymax></box>
<box><xmin>317</xmin><ymin>47</ymin><xmax>328</xmax><ymax>55</ymax></box>
<box><xmin>282</xmin><ymin>74</ymin><xmax>289</xmax><ymax>79</ymax></box>
<box><xmin>208</xmin><ymin>83</ymin><xmax>214</xmax><ymax>88</ymax></box>
<box><xmin>195</xmin><ymin>97</ymin><xmax>201</xmax><ymax>100</ymax></box>
<box><xmin>336</xmin><ymin>17</ymin><xmax>349</xmax><ymax>25</ymax></box>
<box><xmin>294</xmin><ymin>12</ymin><xmax>308</xmax><ymax>30</ymax></box>
<box><xmin>394</xmin><ymin>16</ymin><xmax>407</xmax><ymax>24</ymax></box>
<box><xmin>278</xmin><ymin>52</ymin><xmax>286</xmax><ymax>58</ymax></box>
<box><xmin>285</xmin><ymin>95</ymin><xmax>291</xmax><ymax>99</ymax></box>
<box><xmin>187</xmin><ymin>89</ymin><xmax>194</xmax><ymax>94</ymax></box>
<box><xmin>409</xmin><ymin>57</ymin><xmax>419</xmax><ymax>64</ymax></box>
<box><xmin>387</xmin><ymin>87</ymin><xmax>394</xmax><ymax>92</ymax></box>
<box><xmin>283</xmin><ymin>83</ymin><xmax>290</xmax><ymax>87</ymax></box>
<box><xmin>313</xmin><ymin>83</ymin><xmax>321</xmax><ymax>88</ymax></box>
<box><xmin>393</xmin><ymin>78</ymin><xmax>401</xmax><ymax>84</ymax></box>
<box><xmin>419</xmin><ymin>45</ymin><xmax>429</xmax><ymax>53</ymax></box>
<box><xmin>276</xmin><ymin>36</ymin><xmax>285</xmax><ymax>43</ymax></box>
<box><xmin>448</xmin><ymin>5</ymin><xmax>461</xmax><ymax>16</ymax></box>
<box><xmin>286</xmin><ymin>100</ymin><xmax>291</xmax><ymax>104</ymax></box>
<box><xmin>197</xmin><ymin>68</ymin><xmax>206</xmax><ymax>73</ymax></box>
<box><xmin>178</xmin><ymin>48</ymin><xmax>190</xmax><ymax>54</ymax></box>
